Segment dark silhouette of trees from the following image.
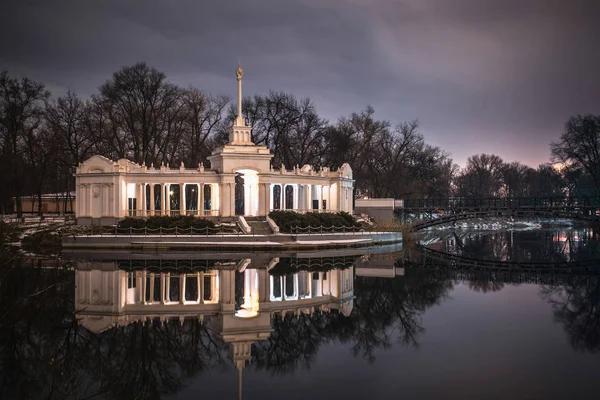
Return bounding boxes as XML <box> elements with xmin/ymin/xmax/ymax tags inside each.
<box><xmin>551</xmin><ymin>114</ymin><xmax>600</xmax><ymax>196</ymax></box>
<box><xmin>0</xmin><ymin>72</ymin><xmax>49</xmax><ymax>216</ymax></box>
<box><xmin>0</xmin><ymin>63</ymin><xmax>595</xmax><ymax>215</ymax></box>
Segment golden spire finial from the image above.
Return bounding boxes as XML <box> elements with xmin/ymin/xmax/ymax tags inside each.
<box><xmin>236</xmin><ymin>63</ymin><xmax>243</xmax><ymax>81</ymax></box>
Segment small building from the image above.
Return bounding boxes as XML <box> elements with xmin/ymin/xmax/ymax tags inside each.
<box><xmin>14</xmin><ymin>192</ymin><xmax>75</xmax><ymax>215</ymax></box>
<box><xmin>74</xmin><ymin>66</ymin><xmax>355</xmax><ymax>225</ymax></box>
<box><xmin>354</xmin><ymin>198</ymin><xmax>395</xmax><ymax>223</ymax></box>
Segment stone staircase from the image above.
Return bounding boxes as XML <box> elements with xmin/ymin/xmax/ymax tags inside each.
<box><xmin>244</xmin><ymin>216</ymin><xmax>272</xmax><ymax>235</ymax></box>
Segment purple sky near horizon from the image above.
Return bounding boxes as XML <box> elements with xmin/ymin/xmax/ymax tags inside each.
<box><xmin>1</xmin><ymin>0</ymin><xmax>599</xmax><ymax>167</ymax></box>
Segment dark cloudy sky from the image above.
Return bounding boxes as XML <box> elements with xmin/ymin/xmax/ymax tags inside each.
<box><xmin>2</xmin><ymin>0</ymin><xmax>599</xmax><ymax>167</ymax></box>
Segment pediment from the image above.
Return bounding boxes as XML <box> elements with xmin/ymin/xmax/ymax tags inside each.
<box><xmin>80</xmin><ymin>155</ymin><xmax>116</xmax><ymax>173</ymax></box>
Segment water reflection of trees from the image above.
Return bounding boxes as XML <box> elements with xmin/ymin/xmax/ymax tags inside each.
<box><xmin>253</xmin><ymin>270</ymin><xmax>453</xmax><ymax>367</ymax></box>
<box><xmin>541</xmin><ymin>276</ymin><xmax>600</xmax><ymax>353</ymax></box>
<box><xmin>432</xmin><ymin>228</ymin><xmax>600</xmax><ymax>264</ymax></box>
<box><xmin>0</xmin><ymin>261</ymin><xmax>227</xmax><ymax>399</ymax></box>
<box><xmin>5</xmin><ymin>255</ymin><xmax>600</xmax><ymax>398</ymax></box>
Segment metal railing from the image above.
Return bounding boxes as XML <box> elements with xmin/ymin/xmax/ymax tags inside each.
<box><xmin>400</xmin><ymin>197</ymin><xmax>600</xmax><ymax>211</ymax></box>
<box><xmin>81</xmin><ymin>225</ymin><xmax>241</xmax><ymax>237</ymax></box>
<box><xmin>270</xmin><ymin>208</ymin><xmax>337</xmax><ymax>214</ymax></box>
<box><xmin>126</xmin><ymin>209</ymin><xmax>220</xmax><ymax>217</ymax></box>
<box><xmin>289</xmin><ymin>225</ymin><xmax>366</xmax><ymax>235</ymax></box>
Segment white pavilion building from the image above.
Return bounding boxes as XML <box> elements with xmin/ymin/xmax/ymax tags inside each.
<box><xmin>74</xmin><ymin>65</ymin><xmax>354</xmax><ymax>225</ymax></box>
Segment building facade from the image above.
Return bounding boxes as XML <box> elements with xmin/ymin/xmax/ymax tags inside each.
<box><xmin>74</xmin><ymin>66</ymin><xmax>354</xmax><ymax>225</ymax></box>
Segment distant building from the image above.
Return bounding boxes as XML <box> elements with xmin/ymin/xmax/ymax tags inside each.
<box><xmin>74</xmin><ymin>66</ymin><xmax>354</xmax><ymax>225</ymax></box>
<box><xmin>13</xmin><ymin>192</ymin><xmax>75</xmax><ymax>214</ymax></box>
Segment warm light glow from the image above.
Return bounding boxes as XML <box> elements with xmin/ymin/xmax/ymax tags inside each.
<box><xmin>234</xmin><ymin>309</ymin><xmax>259</xmax><ymax>318</ymax></box>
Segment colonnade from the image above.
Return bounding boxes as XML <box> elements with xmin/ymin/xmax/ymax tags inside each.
<box><xmin>126</xmin><ymin>271</ymin><xmax>220</xmax><ymax>305</ymax></box>
<box><xmin>120</xmin><ymin>269</ymin><xmax>340</xmax><ymax>305</ymax></box>
<box><xmin>130</xmin><ymin>183</ymin><xmax>219</xmax><ymax>217</ymax></box>
<box><xmin>269</xmin><ymin>183</ymin><xmax>331</xmax><ymax>213</ymax></box>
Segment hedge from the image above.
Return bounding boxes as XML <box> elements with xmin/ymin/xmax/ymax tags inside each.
<box><xmin>118</xmin><ymin>216</ymin><xmax>216</xmax><ymax>231</ymax></box>
<box><xmin>268</xmin><ymin>211</ymin><xmax>360</xmax><ymax>233</ymax></box>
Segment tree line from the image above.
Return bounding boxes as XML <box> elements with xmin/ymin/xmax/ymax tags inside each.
<box><xmin>1</xmin><ymin>63</ymin><xmax>598</xmax><ymax>216</ymax></box>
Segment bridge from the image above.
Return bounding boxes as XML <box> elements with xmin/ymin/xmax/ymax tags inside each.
<box><xmin>394</xmin><ymin>197</ymin><xmax>600</xmax><ymax>231</ymax></box>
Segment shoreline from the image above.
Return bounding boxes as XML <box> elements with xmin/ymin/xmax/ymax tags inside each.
<box><xmin>62</xmin><ymin>231</ymin><xmax>403</xmax><ymax>251</ymax></box>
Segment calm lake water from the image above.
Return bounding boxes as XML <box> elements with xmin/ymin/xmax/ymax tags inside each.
<box><xmin>2</xmin><ymin>227</ymin><xmax>600</xmax><ymax>399</ymax></box>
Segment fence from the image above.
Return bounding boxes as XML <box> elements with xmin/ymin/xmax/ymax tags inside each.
<box><xmin>80</xmin><ymin>225</ymin><xmax>242</xmax><ymax>237</ymax></box>
<box><xmin>401</xmin><ymin>197</ymin><xmax>600</xmax><ymax>210</ymax></box>
<box><xmin>289</xmin><ymin>225</ymin><xmax>366</xmax><ymax>234</ymax></box>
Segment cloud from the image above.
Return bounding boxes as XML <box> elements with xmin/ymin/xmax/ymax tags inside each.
<box><xmin>1</xmin><ymin>0</ymin><xmax>598</xmax><ymax>167</ymax></box>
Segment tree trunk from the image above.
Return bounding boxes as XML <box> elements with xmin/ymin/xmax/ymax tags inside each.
<box><xmin>37</xmin><ymin>191</ymin><xmax>43</xmax><ymax>217</ymax></box>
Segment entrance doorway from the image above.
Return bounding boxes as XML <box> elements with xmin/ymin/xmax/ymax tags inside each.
<box><xmin>234</xmin><ymin>169</ymin><xmax>259</xmax><ymax>216</ymax></box>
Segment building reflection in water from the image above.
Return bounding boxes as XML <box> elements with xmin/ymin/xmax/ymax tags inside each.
<box><xmin>74</xmin><ymin>253</ymin><xmax>365</xmax><ymax>399</ymax></box>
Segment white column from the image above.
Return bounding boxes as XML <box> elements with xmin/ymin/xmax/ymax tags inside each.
<box><xmin>103</xmin><ymin>184</ymin><xmax>109</xmax><ymax>216</ymax></box>
<box><xmin>108</xmin><ymin>183</ymin><xmax>114</xmax><ymax>217</ymax></box>
<box><xmin>136</xmin><ymin>184</ymin><xmax>142</xmax><ymax>216</ymax></box>
<box><xmin>87</xmin><ymin>184</ymin><xmax>92</xmax><ymax>217</ymax></box>
<box><xmin>161</xmin><ymin>184</ymin><xmax>166</xmax><ymax>216</ymax></box>
<box><xmin>165</xmin><ymin>184</ymin><xmax>171</xmax><ymax>216</ymax></box>
<box><xmin>78</xmin><ymin>184</ymin><xmax>84</xmax><ymax>216</ymax></box>
<box><xmin>150</xmin><ymin>184</ymin><xmax>155</xmax><ymax>216</ymax></box>
<box><xmin>293</xmin><ymin>184</ymin><xmax>298</xmax><ymax>210</ymax></box>
<box><xmin>142</xmin><ymin>184</ymin><xmax>147</xmax><ymax>216</ymax></box>
<box><xmin>180</xmin><ymin>183</ymin><xmax>185</xmax><ymax>215</ymax></box>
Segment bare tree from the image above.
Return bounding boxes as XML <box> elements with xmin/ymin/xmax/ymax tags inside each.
<box><xmin>0</xmin><ymin>71</ymin><xmax>49</xmax><ymax>216</ymax></box>
<box><xmin>455</xmin><ymin>154</ymin><xmax>504</xmax><ymax>197</ymax></box>
<box><xmin>551</xmin><ymin>114</ymin><xmax>600</xmax><ymax>196</ymax></box>
<box><xmin>97</xmin><ymin>62</ymin><xmax>184</xmax><ymax>165</ymax></box>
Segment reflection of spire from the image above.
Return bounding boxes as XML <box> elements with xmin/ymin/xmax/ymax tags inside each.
<box><xmin>237</xmin><ymin>361</ymin><xmax>244</xmax><ymax>400</ymax></box>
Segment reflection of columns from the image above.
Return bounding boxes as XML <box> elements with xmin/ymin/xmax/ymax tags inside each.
<box><xmin>141</xmin><ymin>271</ymin><xmax>147</xmax><ymax>304</ymax></box>
<box><xmin>281</xmin><ymin>184</ymin><xmax>285</xmax><ymax>209</ymax></box>
<box><xmin>160</xmin><ymin>273</ymin><xmax>166</xmax><ymax>304</ymax></box>
<box><xmin>180</xmin><ymin>183</ymin><xmax>185</xmax><ymax>215</ymax></box>
<box><xmin>149</xmin><ymin>184</ymin><xmax>155</xmax><ymax>216</ymax></box>
<box><xmin>180</xmin><ymin>275</ymin><xmax>185</xmax><ymax>304</ymax></box>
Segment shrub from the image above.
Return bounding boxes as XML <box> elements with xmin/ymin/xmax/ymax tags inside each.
<box><xmin>117</xmin><ymin>216</ymin><xmax>216</xmax><ymax>233</ymax></box>
<box><xmin>269</xmin><ymin>211</ymin><xmax>361</xmax><ymax>233</ymax></box>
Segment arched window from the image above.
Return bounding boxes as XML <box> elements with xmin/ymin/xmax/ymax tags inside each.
<box><xmin>204</xmin><ymin>185</ymin><xmax>212</xmax><ymax>213</ymax></box>
<box><xmin>273</xmin><ymin>185</ymin><xmax>281</xmax><ymax>210</ymax></box>
<box><xmin>285</xmin><ymin>185</ymin><xmax>294</xmax><ymax>209</ymax></box>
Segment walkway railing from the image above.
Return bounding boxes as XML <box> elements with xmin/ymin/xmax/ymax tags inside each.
<box><xmin>400</xmin><ymin>197</ymin><xmax>600</xmax><ymax>211</ymax></box>
<box><xmin>80</xmin><ymin>225</ymin><xmax>241</xmax><ymax>237</ymax></box>
<box><xmin>289</xmin><ymin>225</ymin><xmax>366</xmax><ymax>235</ymax></box>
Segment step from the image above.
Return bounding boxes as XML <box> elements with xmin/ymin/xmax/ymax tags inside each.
<box><xmin>247</xmin><ymin>220</ymin><xmax>272</xmax><ymax>235</ymax></box>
